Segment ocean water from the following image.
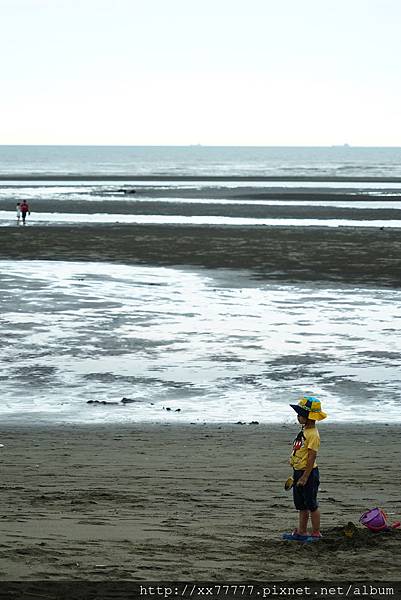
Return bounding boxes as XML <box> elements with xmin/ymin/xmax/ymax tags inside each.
<box><xmin>1</xmin><ymin>146</ymin><xmax>401</xmax><ymax>227</ymax></box>
<box><xmin>1</xmin><ymin>260</ymin><xmax>400</xmax><ymax>424</ymax></box>
<box><xmin>1</xmin><ymin>147</ymin><xmax>400</xmax><ymax>425</ymax></box>
<box><xmin>2</xmin><ymin>181</ymin><xmax>401</xmax><ymax>206</ymax></box>
<box><xmin>1</xmin><ymin>145</ymin><xmax>401</xmax><ymax>178</ymax></box>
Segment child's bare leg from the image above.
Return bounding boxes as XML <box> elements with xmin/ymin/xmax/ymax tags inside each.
<box><xmin>298</xmin><ymin>510</ymin><xmax>309</xmax><ymax>534</ymax></box>
<box><xmin>310</xmin><ymin>508</ymin><xmax>320</xmax><ymax>533</ymax></box>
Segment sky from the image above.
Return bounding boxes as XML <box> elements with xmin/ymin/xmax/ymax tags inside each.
<box><xmin>1</xmin><ymin>0</ymin><xmax>400</xmax><ymax>146</ymax></box>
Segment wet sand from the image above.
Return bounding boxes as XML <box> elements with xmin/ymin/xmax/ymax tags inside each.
<box><xmin>1</xmin><ymin>223</ymin><xmax>401</xmax><ymax>287</ymax></box>
<box><xmin>0</xmin><ymin>423</ymin><xmax>400</xmax><ymax>581</ymax></box>
<box><xmin>3</xmin><ymin>197</ymin><xmax>401</xmax><ymax>220</ymax></box>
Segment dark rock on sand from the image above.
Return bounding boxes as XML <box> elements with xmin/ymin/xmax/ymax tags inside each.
<box><xmin>117</xmin><ymin>188</ymin><xmax>136</xmax><ymax>194</ymax></box>
<box><xmin>87</xmin><ymin>400</ymin><xmax>120</xmax><ymax>406</ymax></box>
<box><xmin>121</xmin><ymin>397</ymin><xmax>141</xmax><ymax>404</ymax></box>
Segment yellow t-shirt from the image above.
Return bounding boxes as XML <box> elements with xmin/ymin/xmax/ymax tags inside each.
<box><xmin>290</xmin><ymin>427</ymin><xmax>320</xmax><ymax>470</ymax></box>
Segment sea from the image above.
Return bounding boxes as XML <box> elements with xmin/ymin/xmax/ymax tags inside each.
<box><xmin>1</xmin><ymin>145</ymin><xmax>401</xmax><ymax>424</ymax></box>
<box><xmin>1</xmin><ymin>145</ymin><xmax>401</xmax><ymax>178</ymax></box>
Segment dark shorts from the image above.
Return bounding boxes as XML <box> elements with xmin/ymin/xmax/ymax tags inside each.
<box><xmin>292</xmin><ymin>467</ymin><xmax>320</xmax><ymax>512</ymax></box>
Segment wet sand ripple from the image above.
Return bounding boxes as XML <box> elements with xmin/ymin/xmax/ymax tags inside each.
<box><xmin>1</xmin><ymin>224</ymin><xmax>401</xmax><ymax>287</ymax></box>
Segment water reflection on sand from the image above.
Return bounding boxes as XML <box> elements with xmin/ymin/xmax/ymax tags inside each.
<box><xmin>1</xmin><ymin>211</ymin><xmax>401</xmax><ymax>228</ymax></box>
<box><xmin>1</xmin><ymin>261</ymin><xmax>400</xmax><ymax>424</ymax></box>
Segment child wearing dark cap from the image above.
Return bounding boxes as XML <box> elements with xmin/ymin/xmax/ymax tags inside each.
<box><xmin>283</xmin><ymin>396</ymin><xmax>327</xmax><ymax>542</ymax></box>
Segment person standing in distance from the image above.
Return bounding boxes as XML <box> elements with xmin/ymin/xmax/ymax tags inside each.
<box><xmin>16</xmin><ymin>203</ymin><xmax>21</xmax><ymax>225</ymax></box>
<box><xmin>20</xmin><ymin>200</ymin><xmax>30</xmax><ymax>225</ymax></box>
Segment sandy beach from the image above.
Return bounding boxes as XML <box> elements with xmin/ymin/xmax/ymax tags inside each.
<box><xmin>1</xmin><ymin>223</ymin><xmax>401</xmax><ymax>287</ymax></box>
<box><xmin>0</xmin><ymin>423</ymin><xmax>400</xmax><ymax>581</ymax></box>
<box><xmin>3</xmin><ymin>0</ymin><xmax>401</xmax><ymax>589</ymax></box>
<box><xmin>3</xmin><ymin>197</ymin><xmax>401</xmax><ymax>220</ymax></box>
<box><xmin>1</xmin><ymin>180</ymin><xmax>401</xmax><ymax>585</ymax></box>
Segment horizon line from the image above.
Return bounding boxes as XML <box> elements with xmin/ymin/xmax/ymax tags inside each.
<box><xmin>1</xmin><ymin>143</ymin><xmax>401</xmax><ymax>149</ymax></box>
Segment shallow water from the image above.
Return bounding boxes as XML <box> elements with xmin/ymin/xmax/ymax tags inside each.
<box><xmin>2</xmin><ymin>181</ymin><xmax>401</xmax><ymax>203</ymax></box>
<box><xmin>1</xmin><ymin>211</ymin><xmax>401</xmax><ymax>228</ymax></box>
<box><xmin>1</xmin><ymin>261</ymin><xmax>400</xmax><ymax>424</ymax></box>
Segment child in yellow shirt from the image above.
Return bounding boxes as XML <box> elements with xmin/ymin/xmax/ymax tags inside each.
<box><xmin>283</xmin><ymin>396</ymin><xmax>327</xmax><ymax>542</ymax></box>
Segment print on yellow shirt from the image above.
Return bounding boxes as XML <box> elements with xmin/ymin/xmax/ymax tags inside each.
<box><xmin>290</xmin><ymin>427</ymin><xmax>320</xmax><ymax>470</ymax></box>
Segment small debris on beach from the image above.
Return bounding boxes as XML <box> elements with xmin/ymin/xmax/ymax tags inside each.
<box><xmin>86</xmin><ymin>400</ymin><xmax>119</xmax><ymax>406</ymax></box>
<box><xmin>116</xmin><ymin>188</ymin><xmax>136</xmax><ymax>194</ymax></box>
<box><xmin>120</xmin><ymin>397</ymin><xmax>141</xmax><ymax>404</ymax></box>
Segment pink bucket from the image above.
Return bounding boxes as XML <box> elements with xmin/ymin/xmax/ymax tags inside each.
<box><xmin>360</xmin><ymin>508</ymin><xmax>388</xmax><ymax>531</ymax></box>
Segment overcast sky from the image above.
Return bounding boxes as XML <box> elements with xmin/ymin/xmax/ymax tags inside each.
<box><xmin>1</xmin><ymin>0</ymin><xmax>400</xmax><ymax>145</ymax></box>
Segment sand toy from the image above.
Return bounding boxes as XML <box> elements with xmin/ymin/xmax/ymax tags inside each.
<box><xmin>284</xmin><ymin>476</ymin><xmax>294</xmax><ymax>491</ymax></box>
<box><xmin>359</xmin><ymin>508</ymin><xmax>400</xmax><ymax>532</ymax></box>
